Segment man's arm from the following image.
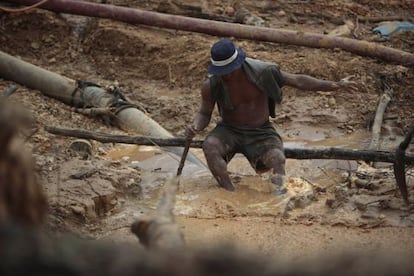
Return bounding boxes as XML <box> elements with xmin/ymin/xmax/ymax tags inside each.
<box><xmin>186</xmin><ymin>80</ymin><xmax>215</xmax><ymax>138</ymax></box>
<box><xmin>281</xmin><ymin>71</ymin><xmax>355</xmax><ymax>91</ymax></box>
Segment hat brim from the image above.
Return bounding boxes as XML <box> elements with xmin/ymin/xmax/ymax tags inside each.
<box><xmin>208</xmin><ymin>48</ymin><xmax>246</xmax><ymax>76</ymax></box>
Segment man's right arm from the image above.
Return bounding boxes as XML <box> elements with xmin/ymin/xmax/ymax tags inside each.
<box><xmin>187</xmin><ymin>80</ymin><xmax>215</xmax><ymax>138</ymax></box>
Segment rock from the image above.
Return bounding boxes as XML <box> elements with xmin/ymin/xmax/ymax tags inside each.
<box><xmin>235</xmin><ymin>7</ymin><xmax>265</xmax><ymax>27</ymax></box>
<box><xmin>360</xmin><ymin>207</ymin><xmax>380</xmax><ymax>220</ymax></box>
<box><xmin>327</xmin><ymin>20</ymin><xmax>355</xmax><ymax>37</ymax></box>
<box><xmin>92</xmin><ymin>194</ymin><xmax>118</xmax><ymax>217</ymax></box>
<box><xmin>284</xmin><ymin>178</ymin><xmax>316</xmax><ymax>212</ymax></box>
<box><xmin>224</xmin><ymin>6</ymin><xmax>235</xmax><ymax>17</ymax></box>
<box><xmin>70</xmin><ymin>205</ymin><xmax>85</xmax><ymax>216</ymax></box>
<box><xmin>328</xmin><ymin>97</ymin><xmax>336</xmax><ymax>107</ymax></box>
<box><xmin>30</xmin><ymin>42</ymin><xmax>39</xmax><ymax>49</ymax></box>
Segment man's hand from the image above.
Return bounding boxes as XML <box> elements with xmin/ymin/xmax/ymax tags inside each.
<box><xmin>185</xmin><ymin>125</ymin><xmax>198</xmax><ymax>140</ymax></box>
<box><xmin>337</xmin><ymin>75</ymin><xmax>358</xmax><ymax>92</ymax></box>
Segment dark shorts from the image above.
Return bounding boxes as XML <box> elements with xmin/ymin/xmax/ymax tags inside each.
<box><xmin>206</xmin><ymin>121</ymin><xmax>284</xmax><ymax>172</ymax></box>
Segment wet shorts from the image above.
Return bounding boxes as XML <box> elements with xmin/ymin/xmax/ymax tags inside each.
<box><xmin>206</xmin><ymin>120</ymin><xmax>284</xmax><ymax>172</ymax></box>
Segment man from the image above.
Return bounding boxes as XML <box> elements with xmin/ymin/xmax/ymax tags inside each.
<box><xmin>186</xmin><ymin>38</ymin><xmax>355</xmax><ymax>194</ymax></box>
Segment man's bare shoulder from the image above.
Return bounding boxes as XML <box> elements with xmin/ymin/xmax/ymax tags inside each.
<box><xmin>201</xmin><ymin>79</ymin><xmax>211</xmax><ymax>97</ymax></box>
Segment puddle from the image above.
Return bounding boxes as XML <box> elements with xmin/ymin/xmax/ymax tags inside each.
<box><xmin>106</xmin><ymin>144</ymin><xmax>160</xmax><ymax>161</ymax></box>
<box><xmin>174</xmin><ymin>173</ymin><xmax>292</xmax><ymax>218</ymax></box>
<box><xmin>284</xmin><ymin>128</ymin><xmax>407</xmax><ymax>151</ymax></box>
<box><xmin>104</xmin><ymin>131</ymin><xmax>365</xmax><ymax>206</ymax></box>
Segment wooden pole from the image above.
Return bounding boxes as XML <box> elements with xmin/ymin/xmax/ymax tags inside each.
<box><xmin>393</xmin><ymin>124</ymin><xmax>414</xmax><ymax>205</ymax></box>
<box><xmin>45</xmin><ymin>126</ymin><xmax>414</xmax><ymax>165</ymax></box>
<box><xmin>368</xmin><ymin>92</ymin><xmax>392</xmax><ymax>150</ymax></box>
<box><xmin>7</xmin><ymin>0</ymin><xmax>414</xmax><ymax>68</ymax></box>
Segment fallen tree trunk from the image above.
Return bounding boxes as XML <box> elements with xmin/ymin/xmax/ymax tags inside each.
<box><xmin>45</xmin><ymin>126</ymin><xmax>414</xmax><ymax>165</ymax></box>
<box><xmin>0</xmin><ymin>50</ymin><xmax>205</xmax><ymax>168</ymax></box>
<box><xmin>7</xmin><ymin>0</ymin><xmax>414</xmax><ymax>68</ymax></box>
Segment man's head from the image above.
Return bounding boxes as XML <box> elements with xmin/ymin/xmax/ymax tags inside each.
<box><xmin>208</xmin><ymin>39</ymin><xmax>246</xmax><ymax>76</ymax></box>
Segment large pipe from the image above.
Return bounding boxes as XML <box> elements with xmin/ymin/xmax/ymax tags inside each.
<box><xmin>0</xmin><ymin>50</ymin><xmax>206</xmax><ymax>168</ymax></box>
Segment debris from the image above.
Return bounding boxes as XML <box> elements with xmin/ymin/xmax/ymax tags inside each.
<box><xmin>68</xmin><ymin>139</ymin><xmax>93</xmax><ymax>159</ymax></box>
<box><xmin>131</xmin><ymin>177</ymin><xmax>186</xmax><ymax>251</ymax></box>
<box><xmin>1</xmin><ymin>85</ymin><xmax>18</xmax><ymax>98</ymax></box>
<box><xmin>372</xmin><ymin>21</ymin><xmax>414</xmax><ymax>39</ymax></box>
<box><xmin>327</xmin><ymin>20</ymin><xmax>355</xmax><ymax>37</ymax></box>
<box><xmin>70</xmin><ymin>168</ymin><xmax>99</xmax><ymax>180</ymax></box>
<box><xmin>234</xmin><ymin>7</ymin><xmax>265</xmax><ymax>26</ymax></box>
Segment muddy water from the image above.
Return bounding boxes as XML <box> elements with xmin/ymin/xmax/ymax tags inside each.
<box><xmin>100</xmin><ymin>129</ymin><xmax>414</xmax><ymax>256</ymax></box>
<box><xmin>106</xmin><ymin>129</ymin><xmax>404</xmax><ymax>215</ymax></box>
<box><xmin>108</xmin><ymin>149</ymin><xmax>306</xmax><ymax>217</ymax></box>
<box><xmin>175</xmin><ymin>173</ymin><xmax>292</xmax><ymax>218</ymax></box>
<box><xmin>108</xmin><ymin>147</ymin><xmax>290</xmax><ymax>213</ymax></box>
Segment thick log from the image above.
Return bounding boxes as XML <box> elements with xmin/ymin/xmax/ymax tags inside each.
<box><xmin>0</xmin><ymin>50</ymin><xmax>205</xmax><ymax>168</ymax></box>
<box><xmin>7</xmin><ymin>0</ymin><xmax>414</xmax><ymax>68</ymax></box>
<box><xmin>45</xmin><ymin>126</ymin><xmax>414</xmax><ymax>165</ymax></box>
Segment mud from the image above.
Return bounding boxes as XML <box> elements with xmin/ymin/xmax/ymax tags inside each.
<box><xmin>1</xmin><ymin>0</ymin><xmax>414</xmax><ymax>263</ymax></box>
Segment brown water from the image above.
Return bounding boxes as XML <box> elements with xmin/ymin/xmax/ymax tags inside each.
<box><xmin>105</xmin><ymin>129</ymin><xmax>405</xmax><ymax>205</ymax></box>
<box><xmin>104</xmin><ymin>129</ymin><xmax>387</xmax><ymax>221</ymax></box>
<box><xmin>98</xmin><ymin>129</ymin><xmax>414</xmax><ymax>259</ymax></box>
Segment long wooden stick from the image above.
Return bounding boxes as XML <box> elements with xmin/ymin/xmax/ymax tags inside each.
<box><xmin>45</xmin><ymin>126</ymin><xmax>414</xmax><ymax>164</ymax></box>
<box><xmin>393</xmin><ymin>124</ymin><xmax>414</xmax><ymax>205</ymax></box>
<box><xmin>368</xmin><ymin>92</ymin><xmax>391</xmax><ymax>150</ymax></box>
<box><xmin>176</xmin><ymin>138</ymin><xmax>192</xmax><ymax>176</ymax></box>
<box><xmin>7</xmin><ymin>0</ymin><xmax>414</xmax><ymax>68</ymax></box>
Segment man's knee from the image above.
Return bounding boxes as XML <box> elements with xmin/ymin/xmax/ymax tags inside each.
<box><xmin>261</xmin><ymin>148</ymin><xmax>286</xmax><ymax>166</ymax></box>
<box><xmin>202</xmin><ymin>136</ymin><xmax>223</xmax><ymax>157</ymax></box>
